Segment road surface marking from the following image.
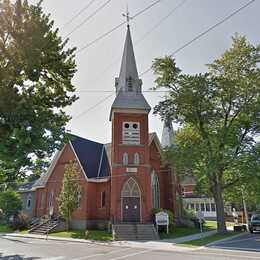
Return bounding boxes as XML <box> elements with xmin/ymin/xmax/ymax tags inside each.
<box><xmin>107</xmin><ymin>249</ymin><xmax>152</xmax><ymax>260</ymax></box>
<box><xmin>72</xmin><ymin>248</ymin><xmax>132</xmax><ymax>260</ymax></box>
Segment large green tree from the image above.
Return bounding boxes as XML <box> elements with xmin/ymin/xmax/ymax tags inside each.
<box><xmin>0</xmin><ymin>0</ymin><xmax>77</xmax><ymax>183</ymax></box>
<box><xmin>153</xmin><ymin>35</ymin><xmax>260</xmax><ymax>233</ymax></box>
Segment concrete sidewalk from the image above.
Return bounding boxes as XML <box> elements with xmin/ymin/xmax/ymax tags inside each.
<box><xmin>0</xmin><ymin>229</ymin><xmax>219</xmax><ymax>252</ymax></box>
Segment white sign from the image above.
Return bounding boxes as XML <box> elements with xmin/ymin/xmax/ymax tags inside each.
<box><xmin>155</xmin><ymin>212</ymin><xmax>169</xmax><ymax>233</ymax></box>
<box><xmin>126</xmin><ymin>168</ymin><xmax>138</xmax><ymax>173</ymax></box>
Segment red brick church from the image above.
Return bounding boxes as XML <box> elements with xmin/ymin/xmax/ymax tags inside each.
<box><xmin>26</xmin><ymin>25</ymin><xmax>180</xmax><ymax>230</ymax></box>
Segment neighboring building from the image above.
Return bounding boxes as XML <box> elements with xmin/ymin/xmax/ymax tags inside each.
<box><xmin>23</xmin><ymin>25</ymin><xmax>179</xmax><ymax>230</ymax></box>
<box><xmin>181</xmin><ymin>175</ymin><xmax>217</xmax><ymax>220</ymax></box>
<box><xmin>160</xmin><ymin>119</ymin><xmax>217</xmax><ymax>220</ymax></box>
<box><xmin>18</xmin><ymin>181</ymin><xmax>37</xmax><ymax>218</ymax></box>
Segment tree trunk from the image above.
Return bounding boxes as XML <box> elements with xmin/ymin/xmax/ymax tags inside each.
<box><xmin>213</xmin><ymin>183</ymin><xmax>227</xmax><ymax>234</ymax></box>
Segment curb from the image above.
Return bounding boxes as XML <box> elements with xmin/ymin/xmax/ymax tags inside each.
<box><xmin>205</xmin><ymin>232</ymin><xmax>247</xmax><ymax>247</ymax></box>
<box><xmin>2</xmin><ymin>233</ymin><xmax>113</xmax><ymax>247</ymax></box>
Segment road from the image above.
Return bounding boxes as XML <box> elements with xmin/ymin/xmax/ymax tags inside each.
<box><xmin>0</xmin><ymin>234</ymin><xmax>260</xmax><ymax>260</ymax></box>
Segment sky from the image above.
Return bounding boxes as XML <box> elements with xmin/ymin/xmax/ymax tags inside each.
<box><xmin>30</xmin><ymin>0</ymin><xmax>260</xmax><ymax>144</ymax></box>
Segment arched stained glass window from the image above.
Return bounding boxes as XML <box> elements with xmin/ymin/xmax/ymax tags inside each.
<box><xmin>123</xmin><ymin>153</ymin><xmax>128</xmax><ymax>166</ymax></box>
<box><xmin>151</xmin><ymin>171</ymin><xmax>160</xmax><ymax>209</ymax></box>
<box><xmin>133</xmin><ymin>153</ymin><xmax>140</xmax><ymax>165</ymax></box>
<box><xmin>121</xmin><ymin>178</ymin><xmax>141</xmax><ymax>198</ymax></box>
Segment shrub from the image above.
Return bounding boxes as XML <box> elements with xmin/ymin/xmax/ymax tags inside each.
<box><xmin>0</xmin><ymin>190</ymin><xmax>22</xmax><ymax>223</ymax></box>
<box><xmin>11</xmin><ymin>212</ymin><xmax>30</xmax><ymax>230</ymax></box>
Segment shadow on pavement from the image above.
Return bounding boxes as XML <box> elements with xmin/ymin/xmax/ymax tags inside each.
<box><xmin>0</xmin><ymin>253</ymin><xmax>40</xmax><ymax>260</ymax></box>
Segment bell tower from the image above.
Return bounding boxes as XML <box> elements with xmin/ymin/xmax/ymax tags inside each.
<box><xmin>110</xmin><ymin>24</ymin><xmax>152</xmax><ymax>223</ymax></box>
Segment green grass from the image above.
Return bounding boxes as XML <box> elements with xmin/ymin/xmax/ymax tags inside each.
<box><xmin>0</xmin><ymin>224</ymin><xmax>13</xmax><ymax>233</ymax></box>
<box><xmin>19</xmin><ymin>230</ymin><xmax>28</xmax><ymax>234</ymax></box>
<box><xmin>50</xmin><ymin>230</ymin><xmax>113</xmax><ymax>241</ymax></box>
<box><xmin>160</xmin><ymin>221</ymin><xmax>217</xmax><ymax>239</ymax></box>
<box><xmin>179</xmin><ymin>231</ymin><xmax>239</xmax><ymax>247</ymax></box>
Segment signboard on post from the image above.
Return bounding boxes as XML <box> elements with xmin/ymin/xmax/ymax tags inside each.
<box><xmin>155</xmin><ymin>211</ymin><xmax>169</xmax><ymax>234</ymax></box>
<box><xmin>197</xmin><ymin>211</ymin><xmax>204</xmax><ymax>233</ymax></box>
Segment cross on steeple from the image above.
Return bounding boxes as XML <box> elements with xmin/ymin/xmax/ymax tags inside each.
<box><xmin>122</xmin><ymin>5</ymin><xmax>132</xmax><ymax>26</ymax></box>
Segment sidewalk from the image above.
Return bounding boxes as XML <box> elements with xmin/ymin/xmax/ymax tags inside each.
<box><xmin>0</xmin><ymin>229</ymin><xmax>219</xmax><ymax>252</ymax></box>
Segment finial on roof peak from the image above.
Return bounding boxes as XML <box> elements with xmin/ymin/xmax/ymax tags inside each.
<box><xmin>122</xmin><ymin>4</ymin><xmax>132</xmax><ymax>26</ymax></box>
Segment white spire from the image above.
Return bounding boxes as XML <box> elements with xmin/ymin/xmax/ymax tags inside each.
<box><xmin>161</xmin><ymin>119</ymin><xmax>175</xmax><ymax>148</ymax></box>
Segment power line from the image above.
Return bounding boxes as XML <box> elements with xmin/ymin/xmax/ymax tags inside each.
<box><xmin>74</xmin><ymin>90</ymin><xmax>170</xmax><ymax>93</ymax></box>
<box><xmin>73</xmin><ymin>0</ymin><xmax>255</xmax><ymax>120</ymax></box>
<box><xmin>76</xmin><ymin>0</ymin><xmax>187</xmax><ymax>91</ymax></box>
<box><xmin>139</xmin><ymin>0</ymin><xmax>256</xmax><ymax>77</ymax></box>
<box><xmin>65</xmin><ymin>0</ymin><xmax>113</xmax><ymax>38</ymax></box>
<box><xmin>72</xmin><ymin>93</ymin><xmax>114</xmax><ymax>120</ymax></box>
<box><xmin>76</xmin><ymin>0</ymin><xmax>162</xmax><ymax>54</ymax></box>
<box><xmin>61</xmin><ymin>0</ymin><xmax>97</xmax><ymax>30</ymax></box>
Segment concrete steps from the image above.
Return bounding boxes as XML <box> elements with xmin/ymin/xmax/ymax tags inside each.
<box><xmin>29</xmin><ymin>219</ymin><xmax>60</xmax><ymax>235</ymax></box>
<box><xmin>113</xmin><ymin>224</ymin><xmax>159</xmax><ymax>241</ymax></box>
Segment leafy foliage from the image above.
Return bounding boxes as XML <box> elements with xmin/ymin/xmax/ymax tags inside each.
<box><xmin>0</xmin><ymin>0</ymin><xmax>77</xmax><ymax>183</ymax></box>
<box><xmin>58</xmin><ymin>161</ymin><xmax>81</xmax><ymax>230</ymax></box>
<box><xmin>152</xmin><ymin>35</ymin><xmax>260</xmax><ymax>233</ymax></box>
<box><xmin>0</xmin><ymin>190</ymin><xmax>22</xmax><ymax>222</ymax></box>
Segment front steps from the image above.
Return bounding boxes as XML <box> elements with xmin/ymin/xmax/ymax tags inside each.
<box><xmin>29</xmin><ymin>218</ymin><xmax>61</xmax><ymax>235</ymax></box>
<box><xmin>112</xmin><ymin>224</ymin><xmax>159</xmax><ymax>241</ymax></box>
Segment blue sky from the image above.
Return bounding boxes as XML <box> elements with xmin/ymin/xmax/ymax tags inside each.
<box><xmin>30</xmin><ymin>0</ymin><xmax>260</xmax><ymax>144</ymax></box>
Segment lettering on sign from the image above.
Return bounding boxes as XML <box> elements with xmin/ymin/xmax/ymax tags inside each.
<box><xmin>155</xmin><ymin>212</ymin><xmax>169</xmax><ymax>226</ymax></box>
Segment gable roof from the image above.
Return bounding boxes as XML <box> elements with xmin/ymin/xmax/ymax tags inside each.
<box><xmin>70</xmin><ymin>136</ymin><xmax>110</xmax><ymax>179</ymax></box>
<box><xmin>34</xmin><ymin>135</ymin><xmax>111</xmax><ymax>189</ymax></box>
<box><xmin>17</xmin><ymin>181</ymin><xmax>37</xmax><ymax>193</ymax></box>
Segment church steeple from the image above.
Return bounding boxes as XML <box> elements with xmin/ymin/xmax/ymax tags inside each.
<box><xmin>161</xmin><ymin>119</ymin><xmax>175</xmax><ymax>148</ymax></box>
<box><xmin>110</xmin><ymin>25</ymin><xmax>151</xmax><ymax>120</ymax></box>
<box><xmin>116</xmin><ymin>25</ymin><xmax>141</xmax><ymax>94</ymax></box>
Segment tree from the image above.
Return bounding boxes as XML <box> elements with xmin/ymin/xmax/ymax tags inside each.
<box><xmin>152</xmin><ymin>35</ymin><xmax>260</xmax><ymax>233</ymax></box>
<box><xmin>0</xmin><ymin>190</ymin><xmax>22</xmax><ymax>223</ymax></box>
<box><xmin>0</xmin><ymin>0</ymin><xmax>78</xmax><ymax>183</ymax></box>
<box><xmin>58</xmin><ymin>161</ymin><xmax>81</xmax><ymax>230</ymax></box>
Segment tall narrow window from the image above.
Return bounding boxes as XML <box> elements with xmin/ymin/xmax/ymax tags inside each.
<box><xmin>40</xmin><ymin>192</ymin><xmax>45</xmax><ymax>209</ymax></box>
<box><xmin>101</xmin><ymin>191</ymin><xmax>106</xmax><ymax>208</ymax></box>
<box><xmin>26</xmin><ymin>194</ymin><xmax>32</xmax><ymax>209</ymax></box>
<box><xmin>133</xmin><ymin>153</ymin><xmax>140</xmax><ymax>165</ymax></box>
<box><xmin>123</xmin><ymin>153</ymin><xmax>128</xmax><ymax>166</ymax></box>
<box><xmin>151</xmin><ymin>171</ymin><xmax>160</xmax><ymax>209</ymax></box>
<box><xmin>77</xmin><ymin>188</ymin><xmax>83</xmax><ymax>208</ymax></box>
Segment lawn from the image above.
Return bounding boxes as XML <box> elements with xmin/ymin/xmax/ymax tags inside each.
<box><xmin>160</xmin><ymin>221</ymin><xmax>232</xmax><ymax>239</ymax></box>
<box><xmin>179</xmin><ymin>231</ymin><xmax>239</xmax><ymax>247</ymax></box>
<box><xmin>0</xmin><ymin>224</ymin><xmax>13</xmax><ymax>233</ymax></box>
<box><xmin>50</xmin><ymin>230</ymin><xmax>113</xmax><ymax>241</ymax></box>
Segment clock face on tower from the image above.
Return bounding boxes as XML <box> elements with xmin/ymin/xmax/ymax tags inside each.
<box><xmin>122</xmin><ymin>122</ymin><xmax>140</xmax><ymax>145</ymax></box>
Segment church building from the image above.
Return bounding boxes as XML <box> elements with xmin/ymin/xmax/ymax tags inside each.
<box><xmin>24</xmin><ymin>25</ymin><xmax>179</xmax><ymax>231</ymax></box>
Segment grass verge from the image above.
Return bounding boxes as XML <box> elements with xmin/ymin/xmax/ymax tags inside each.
<box><xmin>179</xmin><ymin>232</ymin><xmax>240</xmax><ymax>247</ymax></box>
<box><xmin>0</xmin><ymin>224</ymin><xmax>14</xmax><ymax>233</ymax></box>
<box><xmin>160</xmin><ymin>221</ymin><xmax>217</xmax><ymax>239</ymax></box>
<box><xmin>49</xmin><ymin>230</ymin><xmax>113</xmax><ymax>241</ymax></box>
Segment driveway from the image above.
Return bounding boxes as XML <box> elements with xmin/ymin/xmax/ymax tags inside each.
<box><xmin>208</xmin><ymin>232</ymin><xmax>260</xmax><ymax>252</ymax></box>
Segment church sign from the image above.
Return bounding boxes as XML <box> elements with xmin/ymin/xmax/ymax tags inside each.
<box><xmin>155</xmin><ymin>211</ymin><xmax>169</xmax><ymax>233</ymax></box>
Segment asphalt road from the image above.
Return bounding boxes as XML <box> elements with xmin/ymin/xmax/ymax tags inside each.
<box><xmin>0</xmin><ymin>234</ymin><xmax>260</xmax><ymax>260</ymax></box>
<box><xmin>208</xmin><ymin>232</ymin><xmax>260</xmax><ymax>252</ymax></box>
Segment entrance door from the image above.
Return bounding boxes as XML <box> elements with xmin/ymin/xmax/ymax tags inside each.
<box><xmin>122</xmin><ymin>197</ymin><xmax>140</xmax><ymax>223</ymax></box>
<box><xmin>121</xmin><ymin>178</ymin><xmax>141</xmax><ymax>223</ymax></box>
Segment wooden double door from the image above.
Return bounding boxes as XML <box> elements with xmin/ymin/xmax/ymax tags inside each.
<box><xmin>122</xmin><ymin>197</ymin><xmax>140</xmax><ymax>223</ymax></box>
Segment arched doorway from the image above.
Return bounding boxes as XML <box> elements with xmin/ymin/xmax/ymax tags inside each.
<box><xmin>121</xmin><ymin>178</ymin><xmax>141</xmax><ymax>223</ymax></box>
